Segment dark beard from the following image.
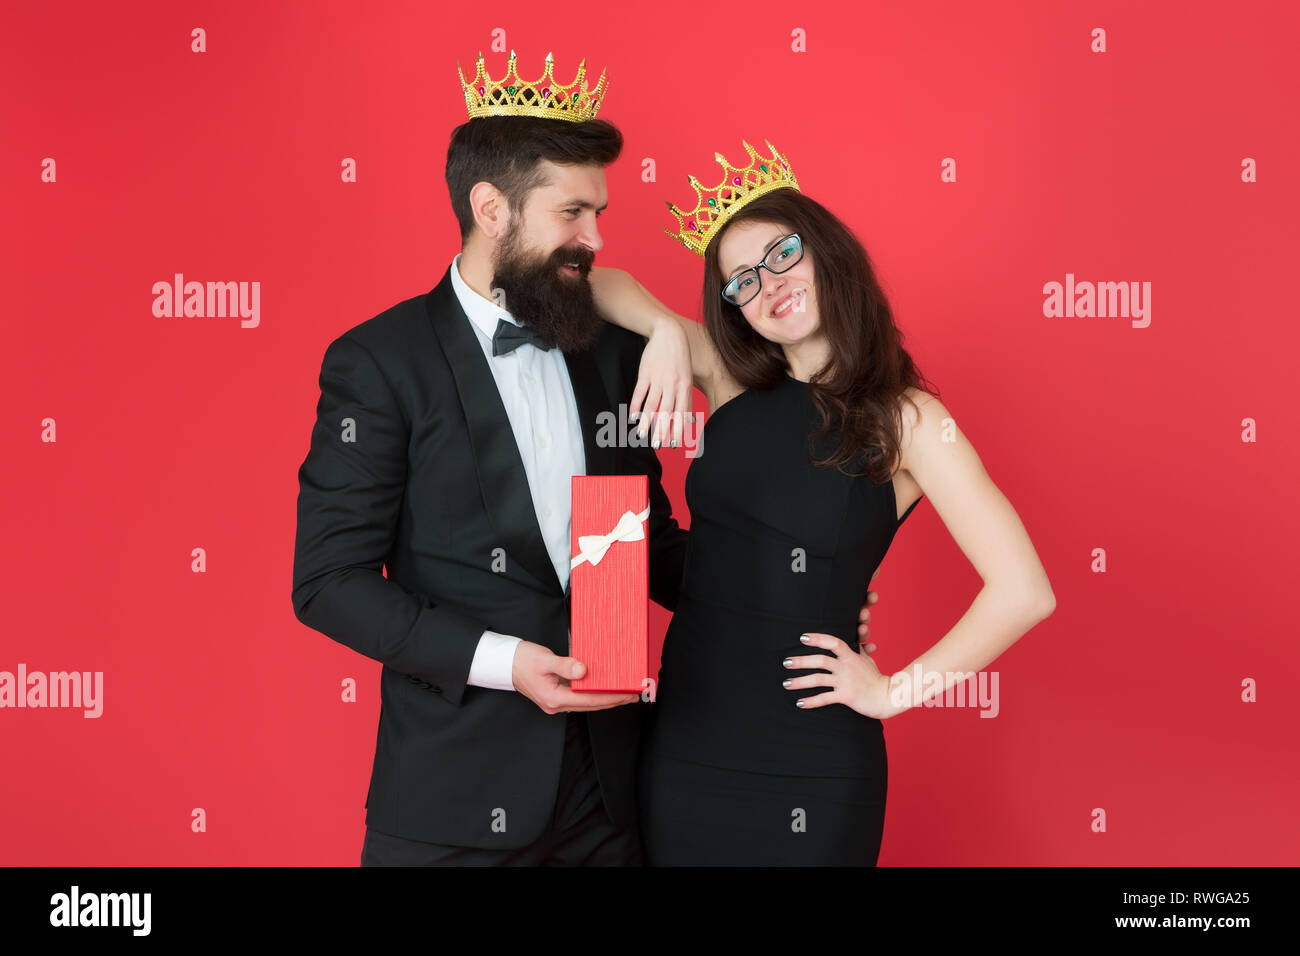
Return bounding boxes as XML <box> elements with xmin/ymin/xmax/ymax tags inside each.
<box><xmin>490</xmin><ymin>223</ymin><xmax>606</xmax><ymax>353</ymax></box>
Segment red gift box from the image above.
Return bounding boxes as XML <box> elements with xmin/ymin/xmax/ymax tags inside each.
<box><xmin>569</xmin><ymin>475</ymin><xmax>649</xmax><ymax>693</ymax></box>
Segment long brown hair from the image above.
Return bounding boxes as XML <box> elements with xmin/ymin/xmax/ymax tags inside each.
<box><xmin>702</xmin><ymin>189</ymin><xmax>940</xmax><ymax>483</ymax></box>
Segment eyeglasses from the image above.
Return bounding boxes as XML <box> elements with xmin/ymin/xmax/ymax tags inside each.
<box><xmin>720</xmin><ymin>233</ymin><xmax>804</xmax><ymax>307</ymax></box>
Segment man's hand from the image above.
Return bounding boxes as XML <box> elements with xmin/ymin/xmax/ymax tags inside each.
<box><xmin>857</xmin><ymin>586</ymin><xmax>879</xmax><ymax>653</ymax></box>
<box><xmin>512</xmin><ymin>641</ymin><xmax>640</xmax><ymax>715</ymax></box>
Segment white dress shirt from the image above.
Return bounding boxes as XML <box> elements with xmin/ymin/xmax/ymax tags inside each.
<box><xmin>449</xmin><ymin>253</ymin><xmax>587</xmax><ymax>691</ymax></box>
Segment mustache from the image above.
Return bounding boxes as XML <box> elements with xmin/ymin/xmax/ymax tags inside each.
<box><xmin>549</xmin><ymin>245</ymin><xmax>595</xmax><ymax>271</ymax></box>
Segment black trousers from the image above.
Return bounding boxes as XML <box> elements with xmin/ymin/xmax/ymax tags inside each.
<box><xmin>360</xmin><ymin>712</ymin><xmax>642</xmax><ymax>866</ymax></box>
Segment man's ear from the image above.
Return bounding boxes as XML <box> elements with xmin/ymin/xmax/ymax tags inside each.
<box><xmin>469</xmin><ymin>181</ymin><xmax>509</xmax><ymax>240</ymax></box>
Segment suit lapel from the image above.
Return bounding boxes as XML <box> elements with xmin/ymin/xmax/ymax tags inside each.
<box><xmin>564</xmin><ymin>346</ymin><xmax>618</xmax><ymax>479</ymax></box>
<box><xmin>425</xmin><ymin>266</ymin><xmax>616</xmax><ymax>598</ymax></box>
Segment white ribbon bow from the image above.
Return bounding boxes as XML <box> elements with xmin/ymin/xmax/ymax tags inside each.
<box><xmin>570</xmin><ymin>506</ymin><xmax>651</xmax><ymax>570</ymax></box>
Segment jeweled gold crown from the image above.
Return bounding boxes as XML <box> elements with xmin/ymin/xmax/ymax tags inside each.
<box><xmin>663</xmin><ymin>140</ymin><xmax>800</xmax><ymax>256</ymax></box>
<box><xmin>457</xmin><ymin>49</ymin><xmax>609</xmax><ymax>122</ymax></box>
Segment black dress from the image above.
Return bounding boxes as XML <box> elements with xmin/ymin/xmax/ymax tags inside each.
<box><xmin>637</xmin><ymin>373</ymin><xmax>921</xmax><ymax>866</ymax></box>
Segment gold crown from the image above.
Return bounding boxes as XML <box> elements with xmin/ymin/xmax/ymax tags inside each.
<box><xmin>457</xmin><ymin>49</ymin><xmax>608</xmax><ymax>122</ymax></box>
<box><xmin>663</xmin><ymin>140</ymin><xmax>800</xmax><ymax>256</ymax></box>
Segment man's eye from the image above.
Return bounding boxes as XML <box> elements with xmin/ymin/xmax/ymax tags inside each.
<box><xmin>565</xmin><ymin>208</ymin><xmax>581</xmax><ymax>216</ymax></box>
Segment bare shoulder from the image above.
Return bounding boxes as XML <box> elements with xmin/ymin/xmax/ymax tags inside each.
<box><xmin>896</xmin><ymin>387</ymin><xmax>949</xmax><ymax>473</ymax></box>
<box><xmin>678</xmin><ymin>316</ymin><xmax>724</xmax><ymax>397</ymax></box>
<box><xmin>684</xmin><ymin>320</ymin><xmax>742</xmax><ymax>415</ymax></box>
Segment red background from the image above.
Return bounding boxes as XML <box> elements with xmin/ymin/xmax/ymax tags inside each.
<box><xmin>3</xmin><ymin>0</ymin><xmax>1297</xmax><ymax>865</ymax></box>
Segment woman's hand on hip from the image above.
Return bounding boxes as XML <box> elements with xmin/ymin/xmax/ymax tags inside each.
<box><xmin>782</xmin><ymin>632</ymin><xmax>898</xmax><ymax>719</ymax></box>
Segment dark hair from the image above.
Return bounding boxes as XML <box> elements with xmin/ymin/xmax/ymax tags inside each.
<box><xmin>444</xmin><ymin>117</ymin><xmax>623</xmax><ymax>241</ymax></box>
<box><xmin>702</xmin><ymin>189</ymin><xmax>941</xmax><ymax>483</ymax></box>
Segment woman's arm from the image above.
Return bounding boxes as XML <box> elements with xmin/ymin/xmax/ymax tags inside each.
<box><xmin>883</xmin><ymin>390</ymin><xmax>1056</xmax><ymax>714</ymax></box>
<box><xmin>590</xmin><ymin>266</ymin><xmax>721</xmax><ymax>446</ymax></box>
<box><xmin>590</xmin><ymin>267</ymin><xmax>719</xmax><ymax>397</ymax></box>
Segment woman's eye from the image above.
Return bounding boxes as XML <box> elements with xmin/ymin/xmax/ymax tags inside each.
<box><xmin>772</xmin><ymin>240</ymin><xmax>798</xmax><ymax>262</ymax></box>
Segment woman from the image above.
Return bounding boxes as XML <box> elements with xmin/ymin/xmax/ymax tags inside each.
<box><xmin>589</xmin><ymin>142</ymin><xmax>1056</xmax><ymax>865</ymax></box>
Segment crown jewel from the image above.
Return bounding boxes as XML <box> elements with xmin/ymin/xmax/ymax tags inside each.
<box><xmin>458</xmin><ymin>49</ymin><xmax>608</xmax><ymax>122</ymax></box>
<box><xmin>663</xmin><ymin>140</ymin><xmax>800</xmax><ymax>256</ymax></box>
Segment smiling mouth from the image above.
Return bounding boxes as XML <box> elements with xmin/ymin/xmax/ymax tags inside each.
<box><xmin>560</xmin><ymin>262</ymin><xmax>582</xmax><ymax>276</ymax></box>
<box><xmin>770</xmin><ymin>291</ymin><xmax>798</xmax><ymax>317</ymax></box>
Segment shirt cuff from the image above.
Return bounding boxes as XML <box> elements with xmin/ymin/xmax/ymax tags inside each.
<box><xmin>467</xmin><ymin>631</ymin><xmax>522</xmax><ymax>691</ymax></box>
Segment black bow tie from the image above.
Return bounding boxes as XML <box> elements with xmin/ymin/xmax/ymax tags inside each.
<box><xmin>492</xmin><ymin>318</ymin><xmax>555</xmax><ymax>356</ymax></box>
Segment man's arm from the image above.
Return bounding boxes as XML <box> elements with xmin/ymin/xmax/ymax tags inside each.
<box><xmin>468</xmin><ymin>631</ymin><xmax>521</xmax><ymax>691</ymax></box>
<box><xmin>291</xmin><ymin>334</ymin><xmax>488</xmax><ymax>707</ymax></box>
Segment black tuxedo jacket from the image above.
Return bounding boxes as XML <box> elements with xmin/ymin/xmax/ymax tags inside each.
<box><xmin>291</xmin><ymin>265</ymin><xmax>689</xmax><ymax>848</ymax></box>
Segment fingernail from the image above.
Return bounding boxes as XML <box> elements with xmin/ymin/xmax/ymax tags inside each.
<box><xmin>782</xmin><ymin>658</ymin><xmax>793</xmax><ymax>668</ymax></box>
<box><xmin>799</xmin><ymin>634</ymin><xmax>810</xmax><ymax>643</ymax></box>
<box><xmin>795</xmin><ymin>700</ymin><xmax>805</xmax><ymax>708</ymax></box>
<box><xmin>782</xmin><ymin>679</ymin><xmax>791</xmax><ymax>687</ymax></box>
